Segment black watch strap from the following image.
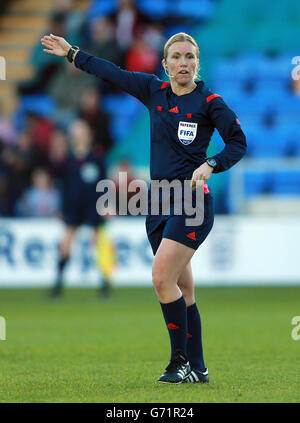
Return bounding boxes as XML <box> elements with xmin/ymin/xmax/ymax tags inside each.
<box><xmin>206</xmin><ymin>158</ymin><xmax>217</xmax><ymax>170</ymax></box>
<box><xmin>67</xmin><ymin>46</ymin><xmax>79</xmax><ymax>63</ymax></box>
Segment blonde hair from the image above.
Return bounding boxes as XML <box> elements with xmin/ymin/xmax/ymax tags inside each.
<box><xmin>163</xmin><ymin>32</ymin><xmax>200</xmax><ymax>80</ymax></box>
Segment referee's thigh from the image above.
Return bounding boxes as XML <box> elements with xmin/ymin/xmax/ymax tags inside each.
<box><xmin>152</xmin><ymin>238</ymin><xmax>195</xmax><ymax>294</ymax></box>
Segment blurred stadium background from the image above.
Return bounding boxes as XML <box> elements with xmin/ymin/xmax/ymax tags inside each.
<box><xmin>0</xmin><ymin>0</ymin><xmax>299</xmax><ymax>288</ymax></box>
<box><xmin>0</xmin><ymin>0</ymin><xmax>299</xmax><ymax>404</ymax></box>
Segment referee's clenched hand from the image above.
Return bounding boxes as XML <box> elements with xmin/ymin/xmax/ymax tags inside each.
<box><xmin>190</xmin><ymin>162</ymin><xmax>213</xmax><ymax>190</ymax></box>
<box><xmin>41</xmin><ymin>34</ymin><xmax>71</xmax><ymax>57</ymax></box>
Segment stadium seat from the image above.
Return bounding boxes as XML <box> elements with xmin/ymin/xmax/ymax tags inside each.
<box><xmin>227</xmin><ymin>91</ymin><xmax>271</xmax><ymax>115</ymax></box>
<box><xmin>257</xmin><ymin>56</ymin><xmax>291</xmax><ymax>82</ymax></box>
<box><xmin>276</xmin><ymin>123</ymin><xmax>300</xmax><ymax>157</ymax></box>
<box><xmin>13</xmin><ymin>94</ymin><xmax>56</xmax><ymax>130</ymax></box>
<box><xmin>210</xmin><ymin>80</ymin><xmax>245</xmax><ymax>94</ymax></box>
<box><xmin>275</xmin><ymin>93</ymin><xmax>300</xmax><ymax>114</ymax></box>
<box><xmin>102</xmin><ymin>94</ymin><xmax>143</xmax><ymax>141</ymax></box>
<box><xmin>174</xmin><ymin>0</ymin><xmax>215</xmax><ymax>20</ymax></box>
<box><xmin>137</xmin><ymin>0</ymin><xmax>169</xmax><ymax>19</ymax></box>
<box><xmin>271</xmin><ymin>171</ymin><xmax>300</xmax><ymax>195</ymax></box>
<box><xmin>237</xmin><ymin>113</ymin><xmax>262</xmax><ymax>130</ymax></box>
<box><xmin>255</xmin><ymin>80</ymin><xmax>290</xmax><ymax>94</ymax></box>
<box><xmin>244</xmin><ymin>171</ymin><xmax>274</xmax><ymax>196</ymax></box>
<box><xmin>163</xmin><ymin>22</ymin><xmax>192</xmax><ymax>39</ymax></box>
<box><xmin>275</xmin><ymin>112</ymin><xmax>300</xmax><ymax>127</ymax></box>
<box><xmin>211</xmin><ymin>59</ymin><xmax>245</xmax><ymax>82</ymax></box>
<box><xmin>247</xmin><ymin>126</ymin><xmax>292</xmax><ymax>158</ymax></box>
<box><xmin>87</xmin><ymin>0</ymin><xmax>116</xmax><ymax>22</ymax></box>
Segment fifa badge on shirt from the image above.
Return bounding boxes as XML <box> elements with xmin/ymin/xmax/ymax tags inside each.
<box><xmin>178</xmin><ymin>121</ymin><xmax>198</xmax><ymax>145</ymax></box>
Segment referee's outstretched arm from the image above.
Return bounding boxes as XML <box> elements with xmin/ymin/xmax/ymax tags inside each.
<box><xmin>41</xmin><ymin>34</ymin><xmax>156</xmax><ymax>106</ymax></box>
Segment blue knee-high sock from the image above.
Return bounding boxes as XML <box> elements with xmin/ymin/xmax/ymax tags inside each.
<box><xmin>186</xmin><ymin>303</ymin><xmax>206</xmax><ymax>372</ymax></box>
<box><xmin>54</xmin><ymin>256</ymin><xmax>69</xmax><ymax>290</ymax></box>
<box><xmin>160</xmin><ymin>296</ymin><xmax>188</xmax><ymax>359</ymax></box>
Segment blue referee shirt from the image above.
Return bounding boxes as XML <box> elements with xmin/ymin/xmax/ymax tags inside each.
<box><xmin>75</xmin><ymin>51</ymin><xmax>247</xmax><ymax>180</ymax></box>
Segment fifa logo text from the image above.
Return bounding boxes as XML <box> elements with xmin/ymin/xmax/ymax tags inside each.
<box><xmin>0</xmin><ymin>56</ymin><xmax>6</xmax><ymax>80</ymax></box>
<box><xmin>0</xmin><ymin>316</ymin><xmax>6</xmax><ymax>340</ymax></box>
<box><xmin>291</xmin><ymin>56</ymin><xmax>300</xmax><ymax>81</ymax></box>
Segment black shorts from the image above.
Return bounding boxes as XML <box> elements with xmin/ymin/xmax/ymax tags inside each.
<box><xmin>145</xmin><ymin>191</ymin><xmax>214</xmax><ymax>255</ymax></box>
<box><xmin>63</xmin><ymin>194</ymin><xmax>104</xmax><ymax>228</ymax></box>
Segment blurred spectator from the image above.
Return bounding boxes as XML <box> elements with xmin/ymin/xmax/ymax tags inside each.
<box><xmin>53</xmin><ymin>0</ymin><xmax>86</xmax><ymax>46</ymax></box>
<box><xmin>0</xmin><ymin>101</ymin><xmax>17</xmax><ymax>146</ymax></box>
<box><xmin>48</xmin><ymin>129</ymin><xmax>68</xmax><ymax>168</ymax></box>
<box><xmin>142</xmin><ymin>23</ymin><xmax>165</xmax><ymax>54</ymax></box>
<box><xmin>47</xmin><ymin>129</ymin><xmax>69</xmax><ymax>184</ymax></box>
<box><xmin>17</xmin><ymin>62</ymin><xmax>61</xmax><ymax>96</ymax></box>
<box><xmin>126</xmin><ymin>38</ymin><xmax>159</xmax><ymax>73</ymax></box>
<box><xmin>77</xmin><ymin>88</ymin><xmax>113</xmax><ymax>155</ymax></box>
<box><xmin>15</xmin><ymin>168</ymin><xmax>61</xmax><ymax>217</ymax></box>
<box><xmin>18</xmin><ymin>13</ymin><xmax>66</xmax><ymax>96</ymax></box>
<box><xmin>50</xmin><ymin>119</ymin><xmax>107</xmax><ymax>205</ymax></box>
<box><xmin>89</xmin><ymin>16</ymin><xmax>123</xmax><ymax>66</ymax></box>
<box><xmin>31</xmin><ymin>11</ymin><xmax>66</xmax><ymax>69</ymax></box>
<box><xmin>49</xmin><ymin>119</ymin><xmax>111</xmax><ymax>298</ymax></box>
<box><xmin>47</xmin><ymin>61</ymin><xmax>97</xmax><ymax>111</ymax></box>
<box><xmin>0</xmin><ymin>131</ymin><xmax>47</xmax><ymax>213</ymax></box>
<box><xmin>113</xmin><ymin>158</ymin><xmax>140</xmax><ymax>215</ymax></box>
<box><xmin>0</xmin><ymin>170</ymin><xmax>11</xmax><ymax>216</ymax></box>
<box><xmin>109</xmin><ymin>0</ymin><xmax>151</xmax><ymax>52</ymax></box>
<box><xmin>25</xmin><ymin>112</ymin><xmax>55</xmax><ymax>155</ymax></box>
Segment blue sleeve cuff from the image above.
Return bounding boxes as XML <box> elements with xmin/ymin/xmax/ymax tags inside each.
<box><xmin>74</xmin><ymin>50</ymin><xmax>91</xmax><ymax>68</ymax></box>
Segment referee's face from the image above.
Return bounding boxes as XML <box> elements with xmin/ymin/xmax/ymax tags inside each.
<box><xmin>164</xmin><ymin>41</ymin><xmax>199</xmax><ymax>86</ymax></box>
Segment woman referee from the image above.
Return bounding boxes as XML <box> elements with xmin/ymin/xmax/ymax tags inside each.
<box><xmin>41</xmin><ymin>32</ymin><xmax>247</xmax><ymax>384</ymax></box>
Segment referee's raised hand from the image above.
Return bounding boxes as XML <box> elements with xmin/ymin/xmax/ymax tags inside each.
<box><xmin>41</xmin><ymin>34</ymin><xmax>71</xmax><ymax>57</ymax></box>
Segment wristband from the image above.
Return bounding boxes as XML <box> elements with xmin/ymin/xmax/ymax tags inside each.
<box><xmin>67</xmin><ymin>46</ymin><xmax>79</xmax><ymax>63</ymax></box>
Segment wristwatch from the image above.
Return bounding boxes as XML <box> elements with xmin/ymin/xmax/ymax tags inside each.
<box><xmin>67</xmin><ymin>46</ymin><xmax>80</xmax><ymax>63</ymax></box>
<box><xmin>206</xmin><ymin>158</ymin><xmax>217</xmax><ymax>170</ymax></box>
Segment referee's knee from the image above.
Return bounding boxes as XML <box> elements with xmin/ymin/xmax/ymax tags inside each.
<box><xmin>152</xmin><ymin>269</ymin><xmax>171</xmax><ymax>297</ymax></box>
<box><xmin>181</xmin><ymin>292</ymin><xmax>195</xmax><ymax>307</ymax></box>
<box><xmin>177</xmin><ymin>283</ymin><xmax>195</xmax><ymax>306</ymax></box>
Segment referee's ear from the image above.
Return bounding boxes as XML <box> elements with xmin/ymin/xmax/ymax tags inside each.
<box><xmin>194</xmin><ymin>59</ymin><xmax>200</xmax><ymax>80</ymax></box>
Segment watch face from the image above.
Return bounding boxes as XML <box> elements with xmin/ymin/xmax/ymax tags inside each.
<box><xmin>207</xmin><ymin>159</ymin><xmax>217</xmax><ymax>167</ymax></box>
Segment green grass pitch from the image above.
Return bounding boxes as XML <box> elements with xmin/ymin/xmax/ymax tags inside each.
<box><xmin>0</xmin><ymin>286</ymin><xmax>299</xmax><ymax>403</ymax></box>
